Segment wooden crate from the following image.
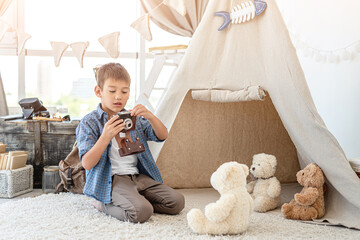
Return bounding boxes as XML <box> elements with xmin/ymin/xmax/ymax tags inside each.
<box><xmin>0</xmin><ymin>118</ymin><xmax>79</xmax><ymax>188</ymax></box>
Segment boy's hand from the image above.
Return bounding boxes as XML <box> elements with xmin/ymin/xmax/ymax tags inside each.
<box><xmin>130</xmin><ymin>104</ymin><xmax>154</xmax><ymax>120</ymax></box>
<box><xmin>101</xmin><ymin>115</ymin><xmax>125</xmax><ymax>142</ymax></box>
<box><xmin>131</xmin><ymin>104</ymin><xmax>168</xmax><ymax>140</ymax></box>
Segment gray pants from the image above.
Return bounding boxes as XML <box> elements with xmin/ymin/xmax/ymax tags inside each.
<box><xmin>102</xmin><ymin>174</ymin><xmax>185</xmax><ymax>223</ymax></box>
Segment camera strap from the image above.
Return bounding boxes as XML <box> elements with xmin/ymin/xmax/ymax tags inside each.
<box><xmin>114</xmin><ymin>133</ymin><xmax>126</xmax><ymax>148</ymax></box>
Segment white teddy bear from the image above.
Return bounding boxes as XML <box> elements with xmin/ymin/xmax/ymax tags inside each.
<box><xmin>246</xmin><ymin>153</ymin><xmax>281</xmax><ymax>212</ymax></box>
<box><xmin>187</xmin><ymin>161</ymin><xmax>254</xmax><ymax>235</ymax></box>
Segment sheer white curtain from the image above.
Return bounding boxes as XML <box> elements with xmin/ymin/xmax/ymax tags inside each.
<box><xmin>0</xmin><ymin>0</ymin><xmax>13</xmax><ymax>16</ymax></box>
<box><xmin>0</xmin><ymin>73</ymin><xmax>8</xmax><ymax>116</ymax></box>
<box><xmin>0</xmin><ymin>0</ymin><xmax>13</xmax><ymax>115</ymax></box>
<box><xmin>0</xmin><ymin>0</ymin><xmax>14</xmax><ymax>42</ymax></box>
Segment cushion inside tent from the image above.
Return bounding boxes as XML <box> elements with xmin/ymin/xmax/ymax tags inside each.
<box><xmin>157</xmin><ymin>90</ymin><xmax>300</xmax><ymax>188</ymax></box>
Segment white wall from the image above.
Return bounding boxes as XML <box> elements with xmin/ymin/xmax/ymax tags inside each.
<box><xmin>277</xmin><ymin>0</ymin><xmax>360</xmax><ymax>158</ymax></box>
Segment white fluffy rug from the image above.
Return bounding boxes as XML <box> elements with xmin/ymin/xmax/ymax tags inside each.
<box><xmin>0</xmin><ymin>188</ymin><xmax>359</xmax><ymax>240</ymax></box>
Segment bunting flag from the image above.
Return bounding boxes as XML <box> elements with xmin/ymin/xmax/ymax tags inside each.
<box><xmin>98</xmin><ymin>31</ymin><xmax>120</xmax><ymax>58</ymax></box>
<box><xmin>70</xmin><ymin>41</ymin><xmax>89</xmax><ymax>68</ymax></box>
<box><xmin>16</xmin><ymin>30</ymin><xmax>31</xmax><ymax>55</ymax></box>
<box><xmin>130</xmin><ymin>13</ymin><xmax>152</xmax><ymax>41</ymax></box>
<box><xmin>50</xmin><ymin>41</ymin><xmax>69</xmax><ymax>67</ymax></box>
<box><xmin>163</xmin><ymin>0</ymin><xmax>186</xmax><ymax>16</ymax></box>
<box><xmin>0</xmin><ymin>18</ymin><xmax>12</xmax><ymax>42</ymax></box>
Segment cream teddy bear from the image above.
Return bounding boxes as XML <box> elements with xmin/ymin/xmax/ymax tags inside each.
<box><xmin>187</xmin><ymin>162</ymin><xmax>253</xmax><ymax>235</ymax></box>
<box><xmin>246</xmin><ymin>153</ymin><xmax>281</xmax><ymax>212</ymax></box>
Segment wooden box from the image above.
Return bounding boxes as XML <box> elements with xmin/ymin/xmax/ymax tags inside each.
<box><xmin>0</xmin><ymin>118</ymin><xmax>79</xmax><ymax>188</ymax></box>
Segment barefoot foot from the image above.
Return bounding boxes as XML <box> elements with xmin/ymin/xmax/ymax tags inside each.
<box><xmin>92</xmin><ymin>199</ymin><xmax>103</xmax><ymax>212</ymax></box>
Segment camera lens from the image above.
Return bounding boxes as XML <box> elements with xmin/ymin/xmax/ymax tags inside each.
<box><xmin>124</xmin><ymin>118</ymin><xmax>133</xmax><ymax>130</ymax></box>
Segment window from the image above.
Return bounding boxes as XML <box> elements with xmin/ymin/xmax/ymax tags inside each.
<box><xmin>0</xmin><ymin>56</ymin><xmax>18</xmax><ymax>113</ymax></box>
<box><xmin>21</xmin><ymin>0</ymin><xmax>139</xmax><ymax>117</ymax></box>
<box><xmin>24</xmin><ymin>56</ymin><xmax>137</xmax><ymax>117</ymax></box>
<box><xmin>145</xmin><ymin>22</ymin><xmax>190</xmax><ymax>108</ymax></box>
<box><xmin>146</xmin><ymin>21</ymin><xmax>190</xmax><ymax>49</ymax></box>
<box><xmin>25</xmin><ymin>0</ymin><xmax>138</xmax><ymax>52</ymax></box>
<box><xmin>0</xmin><ymin>0</ymin><xmax>190</xmax><ymax>118</ymax></box>
<box><xmin>145</xmin><ymin>58</ymin><xmax>182</xmax><ymax>109</ymax></box>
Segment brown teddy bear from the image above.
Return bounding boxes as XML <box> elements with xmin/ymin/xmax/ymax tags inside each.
<box><xmin>281</xmin><ymin>163</ymin><xmax>325</xmax><ymax>220</ymax></box>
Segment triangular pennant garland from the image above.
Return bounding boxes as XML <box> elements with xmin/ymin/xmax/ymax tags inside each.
<box><xmin>16</xmin><ymin>30</ymin><xmax>31</xmax><ymax>55</ymax></box>
<box><xmin>98</xmin><ymin>31</ymin><xmax>120</xmax><ymax>58</ymax></box>
<box><xmin>50</xmin><ymin>41</ymin><xmax>69</xmax><ymax>67</ymax></box>
<box><xmin>70</xmin><ymin>41</ymin><xmax>89</xmax><ymax>68</ymax></box>
<box><xmin>130</xmin><ymin>14</ymin><xmax>152</xmax><ymax>41</ymax></box>
<box><xmin>163</xmin><ymin>0</ymin><xmax>186</xmax><ymax>16</ymax></box>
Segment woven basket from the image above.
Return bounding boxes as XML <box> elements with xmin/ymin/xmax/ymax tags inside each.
<box><xmin>0</xmin><ymin>165</ymin><xmax>33</xmax><ymax>198</ymax></box>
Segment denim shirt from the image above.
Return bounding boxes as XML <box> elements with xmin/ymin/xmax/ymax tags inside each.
<box><xmin>76</xmin><ymin>103</ymin><xmax>164</xmax><ymax>204</ymax></box>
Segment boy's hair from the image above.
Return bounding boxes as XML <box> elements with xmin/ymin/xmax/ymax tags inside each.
<box><xmin>94</xmin><ymin>63</ymin><xmax>131</xmax><ymax>89</ymax></box>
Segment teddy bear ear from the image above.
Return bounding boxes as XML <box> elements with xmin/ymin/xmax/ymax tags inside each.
<box><xmin>268</xmin><ymin>155</ymin><xmax>277</xmax><ymax>168</ymax></box>
<box><xmin>241</xmin><ymin>164</ymin><xmax>249</xmax><ymax>176</ymax></box>
<box><xmin>252</xmin><ymin>153</ymin><xmax>262</xmax><ymax>162</ymax></box>
<box><xmin>221</xmin><ymin>165</ymin><xmax>233</xmax><ymax>181</ymax></box>
<box><xmin>309</xmin><ymin>163</ymin><xmax>320</xmax><ymax>176</ymax></box>
<box><xmin>309</xmin><ymin>163</ymin><xmax>325</xmax><ymax>185</ymax></box>
<box><xmin>307</xmin><ymin>163</ymin><xmax>316</xmax><ymax>172</ymax></box>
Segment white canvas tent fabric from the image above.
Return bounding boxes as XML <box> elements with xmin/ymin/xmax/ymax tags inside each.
<box><xmin>151</xmin><ymin>0</ymin><xmax>360</xmax><ymax>229</ymax></box>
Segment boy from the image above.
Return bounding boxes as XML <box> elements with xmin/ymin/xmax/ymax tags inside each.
<box><xmin>76</xmin><ymin>62</ymin><xmax>184</xmax><ymax>223</ymax></box>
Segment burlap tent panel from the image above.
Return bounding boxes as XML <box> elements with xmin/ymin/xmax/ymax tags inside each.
<box><xmin>157</xmin><ymin>91</ymin><xmax>300</xmax><ymax>188</ymax></box>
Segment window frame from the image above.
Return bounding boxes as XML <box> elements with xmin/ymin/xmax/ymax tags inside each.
<box><xmin>0</xmin><ymin>0</ymin><xmax>150</xmax><ymax>103</ymax></box>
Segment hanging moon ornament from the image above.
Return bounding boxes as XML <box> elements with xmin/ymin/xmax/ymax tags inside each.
<box><xmin>214</xmin><ymin>0</ymin><xmax>267</xmax><ymax>31</ymax></box>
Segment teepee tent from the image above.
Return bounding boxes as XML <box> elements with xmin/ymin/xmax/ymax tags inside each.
<box><xmin>148</xmin><ymin>0</ymin><xmax>360</xmax><ymax>229</ymax></box>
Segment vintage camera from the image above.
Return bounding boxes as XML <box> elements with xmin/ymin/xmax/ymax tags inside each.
<box><xmin>117</xmin><ymin>110</ymin><xmax>136</xmax><ymax>133</ymax></box>
<box><xmin>18</xmin><ymin>98</ymin><xmax>48</xmax><ymax>120</ymax></box>
<box><xmin>115</xmin><ymin>110</ymin><xmax>144</xmax><ymax>157</ymax></box>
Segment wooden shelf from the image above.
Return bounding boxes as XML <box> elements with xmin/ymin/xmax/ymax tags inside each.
<box><xmin>149</xmin><ymin>45</ymin><xmax>188</xmax><ymax>54</ymax></box>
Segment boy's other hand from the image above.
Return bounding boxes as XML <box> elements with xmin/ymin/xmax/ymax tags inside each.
<box><xmin>101</xmin><ymin>115</ymin><xmax>125</xmax><ymax>142</ymax></box>
<box><xmin>130</xmin><ymin>104</ymin><xmax>154</xmax><ymax>120</ymax></box>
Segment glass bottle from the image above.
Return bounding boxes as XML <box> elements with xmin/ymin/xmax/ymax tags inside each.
<box><xmin>42</xmin><ymin>166</ymin><xmax>61</xmax><ymax>193</ymax></box>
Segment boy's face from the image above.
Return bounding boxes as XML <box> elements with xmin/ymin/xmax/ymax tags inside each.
<box><xmin>94</xmin><ymin>78</ymin><xmax>130</xmax><ymax>117</ymax></box>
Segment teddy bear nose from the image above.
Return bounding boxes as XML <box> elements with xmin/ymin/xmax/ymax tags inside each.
<box><xmin>252</xmin><ymin>167</ymin><xmax>255</xmax><ymax>171</ymax></box>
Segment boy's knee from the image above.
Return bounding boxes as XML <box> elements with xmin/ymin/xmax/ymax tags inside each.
<box><xmin>166</xmin><ymin>191</ymin><xmax>185</xmax><ymax>215</ymax></box>
<box><xmin>128</xmin><ymin>201</ymin><xmax>154</xmax><ymax>223</ymax></box>
<box><xmin>174</xmin><ymin>191</ymin><xmax>185</xmax><ymax>214</ymax></box>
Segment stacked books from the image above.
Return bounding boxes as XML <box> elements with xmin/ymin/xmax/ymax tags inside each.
<box><xmin>0</xmin><ymin>143</ymin><xmax>29</xmax><ymax>170</ymax></box>
<box><xmin>0</xmin><ymin>142</ymin><xmax>6</xmax><ymax>153</ymax></box>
